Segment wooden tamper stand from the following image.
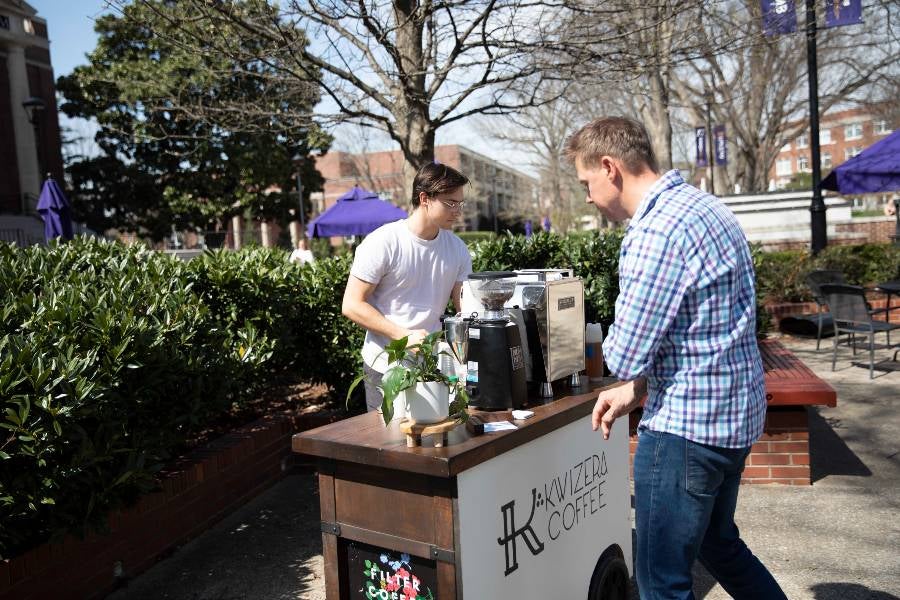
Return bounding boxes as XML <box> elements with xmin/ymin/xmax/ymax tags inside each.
<box><xmin>399</xmin><ymin>411</ymin><xmax>490</xmax><ymax>447</ymax></box>
<box><xmin>399</xmin><ymin>418</ymin><xmax>458</xmax><ymax>448</ymax></box>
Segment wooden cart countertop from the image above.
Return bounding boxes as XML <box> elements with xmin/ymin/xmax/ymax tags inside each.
<box><xmin>293</xmin><ymin>382</ymin><xmax>610</xmax><ymax>479</ymax></box>
<box><xmin>294</xmin><ymin>338</ymin><xmax>836</xmax><ymax>478</ymax></box>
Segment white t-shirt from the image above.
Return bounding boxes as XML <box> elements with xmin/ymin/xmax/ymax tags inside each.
<box><xmin>350</xmin><ymin>219</ymin><xmax>472</xmax><ymax>372</ymax></box>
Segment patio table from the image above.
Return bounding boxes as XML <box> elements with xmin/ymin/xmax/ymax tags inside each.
<box><xmin>875</xmin><ymin>279</ymin><xmax>900</xmax><ymax>323</ymax></box>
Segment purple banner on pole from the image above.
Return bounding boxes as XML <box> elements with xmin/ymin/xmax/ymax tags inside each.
<box><xmin>760</xmin><ymin>0</ymin><xmax>797</xmax><ymax>35</ymax></box>
<box><xmin>695</xmin><ymin>127</ymin><xmax>708</xmax><ymax>167</ymax></box>
<box><xmin>824</xmin><ymin>0</ymin><xmax>862</xmax><ymax>28</ymax></box>
<box><xmin>714</xmin><ymin>125</ymin><xmax>728</xmax><ymax>166</ymax></box>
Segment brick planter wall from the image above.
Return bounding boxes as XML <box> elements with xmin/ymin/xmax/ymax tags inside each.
<box><xmin>766</xmin><ymin>297</ymin><xmax>900</xmax><ymax>329</ymax></box>
<box><xmin>628</xmin><ymin>406</ymin><xmax>811</xmax><ymax>486</ymax></box>
<box><xmin>744</xmin><ymin>407</ymin><xmax>810</xmax><ymax>484</ymax></box>
<box><xmin>0</xmin><ymin>411</ymin><xmax>340</xmax><ymax>600</ymax></box>
<box><xmin>834</xmin><ymin>216</ymin><xmax>896</xmax><ymax>244</ymax></box>
<box><xmin>766</xmin><ymin>301</ymin><xmax>820</xmax><ymax>329</ymax></box>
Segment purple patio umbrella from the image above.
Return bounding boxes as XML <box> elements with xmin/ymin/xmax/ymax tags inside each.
<box><xmin>821</xmin><ymin>129</ymin><xmax>900</xmax><ymax>194</ymax></box>
<box><xmin>36</xmin><ymin>177</ymin><xmax>74</xmax><ymax>242</ymax></box>
<box><xmin>307</xmin><ymin>186</ymin><xmax>407</xmax><ymax>238</ymax></box>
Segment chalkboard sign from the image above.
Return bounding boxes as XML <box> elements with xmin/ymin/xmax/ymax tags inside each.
<box><xmin>345</xmin><ymin>541</ymin><xmax>438</xmax><ymax>599</ymax></box>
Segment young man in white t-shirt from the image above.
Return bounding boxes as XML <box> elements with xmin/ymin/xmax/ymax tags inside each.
<box><xmin>341</xmin><ymin>163</ymin><xmax>473</xmax><ymax>412</ymax></box>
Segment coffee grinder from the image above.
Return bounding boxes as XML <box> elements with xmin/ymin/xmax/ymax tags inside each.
<box><xmin>464</xmin><ymin>271</ymin><xmax>527</xmax><ymax>410</ymax></box>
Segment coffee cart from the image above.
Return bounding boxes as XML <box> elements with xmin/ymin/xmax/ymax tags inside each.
<box><xmin>293</xmin><ymin>383</ymin><xmax>632</xmax><ymax>599</ymax></box>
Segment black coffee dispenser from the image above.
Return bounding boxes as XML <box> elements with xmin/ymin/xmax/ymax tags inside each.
<box><xmin>464</xmin><ymin>272</ymin><xmax>527</xmax><ymax>410</ymax></box>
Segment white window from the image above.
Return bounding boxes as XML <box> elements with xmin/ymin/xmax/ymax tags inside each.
<box><xmin>844</xmin><ymin>147</ymin><xmax>862</xmax><ymax>160</ymax></box>
<box><xmin>23</xmin><ymin>18</ymin><xmax>35</xmax><ymax>35</ymax></box>
<box><xmin>776</xmin><ymin>158</ymin><xmax>793</xmax><ymax>176</ymax></box>
<box><xmin>780</xmin><ymin>142</ymin><xmax>792</xmax><ymax>153</ymax></box>
<box><xmin>822</xmin><ymin>152</ymin><xmax>832</xmax><ymax>169</ymax></box>
<box><xmin>819</xmin><ymin>129</ymin><xmax>832</xmax><ymax>145</ymax></box>
<box><xmin>844</xmin><ymin>123</ymin><xmax>863</xmax><ymax>140</ymax></box>
<box><xmin>797</xmin><ymin>155</ymin><xmax>810</xmax><ymax>172</ymax></box>
<box><xmin>874</xmin><ymin>120</ymin><xmax>891</xmax><ymax>135</ymax></box>
<box><xmin>796</xmin><ymin>134</ymin><xmax>808</xmax><ymax>148</ymax></box>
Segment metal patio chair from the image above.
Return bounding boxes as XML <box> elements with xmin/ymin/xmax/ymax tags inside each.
<box><xmin>806</xmin><ymin>270</ymin><xmax>846</xmax><ymax>350</ymax></box>
<box><xmin>820</xmin><ymin>283</ymin><xmax>900</xmax><ymax>379</ymax></box>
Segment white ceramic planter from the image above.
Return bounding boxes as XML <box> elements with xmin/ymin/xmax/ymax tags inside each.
<box><xmin>403</xmin><ymin>381</ymin><xmax>450</xmax><ymax>424</ymax></box>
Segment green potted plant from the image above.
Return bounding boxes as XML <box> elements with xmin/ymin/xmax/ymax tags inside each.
<box><xmin>348</xmin><ymin>331</ymin><xmax>469</xmax><ymax>425</ymax></box>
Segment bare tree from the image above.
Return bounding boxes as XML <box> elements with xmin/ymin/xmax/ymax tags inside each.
<box><xmin>863</xmin><ymin>73</ymin><xmax>900</xmax><ymax>128</ymax></box>
<box><xmin>670</xmin><ymin>0</ymin><xmax>899</xmax><ymax>193</ymax></box>
<box><xmin>539</xmin><ymin>0</ymin><xmax>897</xmax><ymax>193</ymax></box>
<box><xmin>538</xmin><ymin>0</ymin><xmax>714</xmax><ymax>171</ymax></box>
<box><xmin>114</xmin><ymin>0</ymin><xmax>575</xmax><ymax>185</ymax></box>
<box><xmin>486</xmin><ymin>84</ymin><xmax>622</xmax><ymax>231</ymax></box>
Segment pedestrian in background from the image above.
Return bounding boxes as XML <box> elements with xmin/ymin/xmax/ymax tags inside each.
<box><xmin>289</xmin><ymin>237</ymin><xmax>315</xmax><ymax>265</ymax></box>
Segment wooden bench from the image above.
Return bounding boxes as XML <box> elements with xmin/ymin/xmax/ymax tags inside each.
<box><xmin>761</xmin><ymin>338</ymin><xmax>836</xmax><ymax>407</ymax></box>
<box><xmin>627</xmin><ymin>339</ymin><xmax>836</xmax><ymax>485</ymax></box>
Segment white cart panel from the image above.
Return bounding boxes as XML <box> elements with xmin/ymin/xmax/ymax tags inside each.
<box><xmin>457</xmin><ymin>416</ymin><xmax>631</xmax><ymax>598</ymax></box>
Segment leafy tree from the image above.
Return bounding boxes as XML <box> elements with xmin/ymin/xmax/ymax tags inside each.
<box><xmin>58</xmin><ymin>0</ymin><xmax>330</xmax><ymax>240</ymax></box>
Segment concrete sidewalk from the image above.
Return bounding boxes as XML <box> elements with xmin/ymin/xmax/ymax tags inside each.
<box><xmin>107</xmin><ymin>336</ymin><xmax>899</xmax><ymax>600</ymax></box>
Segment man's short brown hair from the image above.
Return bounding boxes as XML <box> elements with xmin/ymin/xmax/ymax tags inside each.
<box><xmin>564</xmin><ymin>116</ymin><xmax>659</xmax><ymax>174</ymax></box>
<box><xmin>411</xmin><ymin>162</ymin><xmax>469</xmax><ymax>208</ymax></box>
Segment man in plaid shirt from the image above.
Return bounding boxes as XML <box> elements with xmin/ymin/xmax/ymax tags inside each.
<box><xmin>566</xmin><ymin>117</ymin><xmax>786</xmax><ymax>599</ymax></box>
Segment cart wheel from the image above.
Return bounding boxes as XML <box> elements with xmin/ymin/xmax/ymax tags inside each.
<box><xmin>587</xmin><ymin>546</ymin><xmax>630</xmax><ymax>600</ymax></box>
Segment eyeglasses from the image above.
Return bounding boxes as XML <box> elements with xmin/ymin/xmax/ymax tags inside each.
<box><xmin>435</xmin><ymin>198</ymin><xmax>466</xmax><ymax>211</ymax></box>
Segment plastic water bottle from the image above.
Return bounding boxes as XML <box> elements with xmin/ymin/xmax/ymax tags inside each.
<box><xmin>585</xmin><ymin>323</ymin><xmax>605</xmax><ymax>381</ymax></box>
<box><xmin>437</xmin><ymin>341</ymin><xmax>455</xmax><ymax>377</ymax></box>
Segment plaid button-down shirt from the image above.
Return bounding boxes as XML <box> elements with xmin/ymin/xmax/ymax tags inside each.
<box><xmin>602</xmin><ymin>170</ymin><xmax>766</xmax><ymax>448</ymax></box>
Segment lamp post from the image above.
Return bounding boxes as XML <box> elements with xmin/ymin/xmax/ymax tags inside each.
<box><xmin>491</xmin><ymin>166</ymin><xmax>499</xmax><ymax>234</ymax></box>
<box><xmin>22</xmin><ymin>96</ymin><xmax>45</xmax><ymax>212</ymax></box>
<box><xmin>292</xmin><ymin>151</ymin><xmax>305</xmax><ymax>237</ymax></box>
<box><xmin>805</xmin><ymin>0</ymin><xmax>827</xmax><ymax>254</ymax></box>
<box><xmin>291</xmin><ymin>128</ymin><xmax>311</xmax><ymax>244</ymax></box>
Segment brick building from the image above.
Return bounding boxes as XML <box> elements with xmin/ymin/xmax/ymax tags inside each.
<box><xmin>770</xmin><ymin>107</ymin><xmax>894</xmax><ymax>209</ymax></box>
<box><xmin>313</xmin><ymin>145</ymin><xmax>539</xmax><ymax>231</ymax></box>
<box><xmin>0</xmin><ymin>0</ymin><xmax>64</xmax><ymax>216</ymax></box>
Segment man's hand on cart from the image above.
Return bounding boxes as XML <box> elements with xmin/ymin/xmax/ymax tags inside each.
<box><xmin>592</xmin><ymin>377</ymin><xmax>647</xmax><ymax>440</ymax></box>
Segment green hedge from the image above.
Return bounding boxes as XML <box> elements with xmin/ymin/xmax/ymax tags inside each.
<box><xmin>2</xmin><ymin>233</ymin><xmax>896</xmax><ymax>557</ymax></box>
<box><xmin>0</xmin><ymin>238</ymin><xmax>361</xmax><ymax>557</ymax></box>
<box><xmin>1</xmin><ymin>240</ymin><xmax>237</xmax><ymax>555</ymax></box>
<box><xmin>754</xmin><ymin>243</ymin><xmax>900</xmax><ymax>304</ymax></box>
<box><xmin>456</xmin><ymin>230</ymin><xmax>496</xmax><ymax>244</ymax></box>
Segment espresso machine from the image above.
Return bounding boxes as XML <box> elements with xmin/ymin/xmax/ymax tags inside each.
<box><xmin>505</xmin><ymin>270</ymin><xmax>585</xmax><ymax>397</ymax></box>
<box><xmin>457</xmin><ymin>271</ymin><xmax>527</xmax><ymax>410</ymax></box>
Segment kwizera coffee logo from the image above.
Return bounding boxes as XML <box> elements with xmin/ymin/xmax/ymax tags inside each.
<box><xmin>496</xmin><ymin>452</ymin><xmax>609</xmax><ymax>576</ymax></box>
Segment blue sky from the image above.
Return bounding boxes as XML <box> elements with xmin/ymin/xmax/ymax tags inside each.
<box><xmin>32</xmin><ymin>0</ymin><xmax>112</xmax><ymax>78</ymax></box>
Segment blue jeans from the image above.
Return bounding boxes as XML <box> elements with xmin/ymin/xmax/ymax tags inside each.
<box><xmin>633</xmin><ymin>429</ymin><xmax>787</xmax><ymax>600</ymax></box>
